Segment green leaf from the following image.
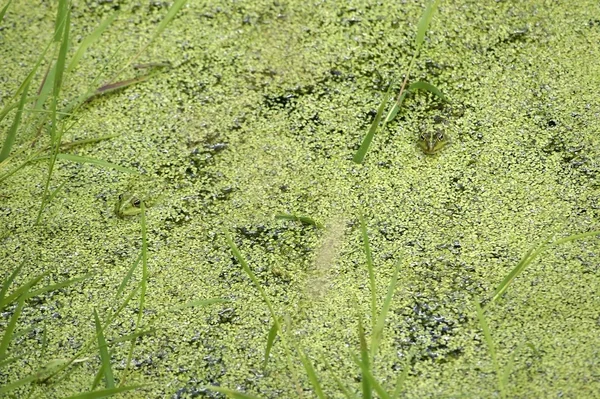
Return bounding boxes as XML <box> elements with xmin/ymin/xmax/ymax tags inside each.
<box><xmin>0</xmin><ymin>73</ymin><xmax>31</xmax><ymax>162</ymax></box>
<box><xmin>263</xmin><ymin>318</ymin><xmax>279</xmax><ymax>372</ymax></box>
<box><xmin>353</xmin><ymin>84</ymin><xmax>393</xmax><ymax>164</ymax></box>
<box><xmin>0</xmin><ymin>292</ymin><xmax>26</xmax><ymax>360</ymax></box>
<box><xmin>67</xmin><ymin>12</ymin><xmax>118</xmax><ymax>74</ymax></box>
<box><xmin>371</xmin><ymin>262</ymin><xmax>400</xmax><ymax>359</ymax></box>
<box><xmin>93</xmin><ymin>309</ymin><xmax>115</xmax><ymax>388</ymax></box>
<box><xmin>415</xmin><ymin>0</ymin><xmax>440</xmax><ymax>49</ymax></box>
<box><xmin>408</xmin><ymin>80</ymin><xmax>448</xmax><ymax>102</ymax></box>
<box><xmin>298</xmin><ymin>348</ymin><xmax>325</xmax><ymax>399</ymax></box>
<box><xmin>0</xmin><ymin>0</ymin><xmax>12</xmax><ymax>23</ymax></box>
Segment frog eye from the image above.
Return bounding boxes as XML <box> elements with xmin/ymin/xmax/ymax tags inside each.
<box><xmin>131</xmin><ymin>198</ymin><xmax>141</xmax><ymax>207</ymax></box>
<box><xmin>420</xmin><ymin>133</ymin><xmax>426</xmax><ymax>140</ymax></box>
<box><xmin>437</xmin><ymin>132</ymin><xmax>444</xmax><ymax>140</ymax></box>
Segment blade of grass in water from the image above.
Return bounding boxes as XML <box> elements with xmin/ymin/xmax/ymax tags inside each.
<box><xmin>225</xmin><ymin>232</ymin><xmax>302</xmax><ymax>397</ymax></box>
<box><xmin>66</xmin><ymin>11</ymin><xmax>118</xmax><ymax>74</ymax></box>
<box><xmin>0</xmin><ymin>291</ymin><xmax>26</xmax><ymax>360</ymax></box>
<box><xmin>357</xmin><ymin>318</ymin><xmax>372</xmax><ymax>399</ymax></box>
<box><xmin>353</xmin><ymin>84</ymin><xmax>393</xmax><ymax>164</ymax></box>
<box><xmin>0</xmin><ymin>0</ymin><xmax>12</xmax><ymax>23</ymax></box>
<box><xmin>476</xmin><ymin>301</ymin><xmax>506</xmax><ymax>398</ymax></box>
<box><xmin>120</xmin><ymin>202</ymin><xmax>149</xmax><ymax>386</ymax></box>
<box><xmin>0</xmin><ymin>76</ymin><xmax>31</xmax><ymax>162</ymax></box>
<box><xmin>371</xmin><ymin>262</ymin><xmax>400</xmax><ymax>360</ymax></box>
<box><xmin>93</xmin><ymin>309</ymin><xmax>115</xmax><ymax>388</ymax></box>
<box><xmin>359</xmin><ymin>212</ymin><xmax>377</xmax><ymax>333</ymax></box>
<box><xmin>490</xmin><ymin>233</ymin><xmax>554</xmax><ymax>304</ymax></box>
<box><xmin>0</xmin><ymin>263</ymin><xmax>23</xmax><ymax>308</ymax></box>
<box><xmin>263</xmin><ymin>318</ymin><xmax>279</xmax><ymax>372</ymax></box>
<box><xmin>415</xmin><ymin>0</ymin><xmax>440</xmax><ymax>48</ymax></box>
<box><xmin>117</xmin><ymin>0</ymin><xmax>188</xmax><ymax>76</ymax></box>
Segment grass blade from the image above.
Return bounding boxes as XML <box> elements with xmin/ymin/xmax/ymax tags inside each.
<box><xmin>204</xmin><ymin>386</ymin><xmax>261</xmax><ymax>399</ymax></box>
<box><xmin>0</xmin><ymin>263</ymin><xmax>23</xmax><ymax>308</ymax></box>
<box><xmin>490</xmin><ymin>233</ymin><xmax>553</xmax><ymax>304</ymax></box>
<box><xmin>62</xmin><ymin>385</ymin><xmax>144</xmax><ymax>399</ymax></box>
<box><xmin>93</xmin><ymin>309</ymin><xmax>115</xmax><ymax>388</ymax></box>
<box><xmin>353</xmin><ymin>84</ymin><xmax>393</xmax><ymax>164</ymax></box>
<box><xmin>383</xmin><ymin>91</ymin><xmax>407</xmax><ymax>124</ymax></box>
<box><xmin>263</xmin><ymin>318</ymin><xmax>279</xmax><ymax>372</ymax></box>
<box><xmin>0</xmin><ymin>0</ymin><xmax>12</xmax><ymax>23</ymax></box>
<box><xmin>371</xmin><ymin>262</ymin><xmax>400</xmax><ymax>360</ymax></box>
<box><xmin>297</xmin><ymin>348</ymin><xmax>325</xmax><ymax>399</ymax></box>
<box><xmin>53</xmin><ymin>2</ymin><xmax>70</xmax><ymax>97</ymax></box>
<box><xmin>0</xmin><ymin>272</ymin><xmax>49</xmax><ymax>312</ymax></box>
<box><xmin>407</xmin><ymin>80</ymin><xmax>448</xmax><ymax>102</ymax></box>
<box><xmin>357</xmin><ymin>318</ymin><xmax>371</xmax><ymax>399</ymax></box>
<box><xmin>25</xmin><ymin>274</ymin><xmax>90</xmax><ymax>301</ymax></box>
<box><xmin>359</xmin><ymin>212</ymin><xmax>377</xmax><ymax>332</ymax></box>
<box><xmin>67</xmin><ymin>11</ymin><xmax>118</xmax><ymax>74</ymax></box>
<box><xmin>0</xmin><ymin>75</ymin><xmax>31</xmax><ymax>162</ymax></box>
<box><xmin>0</xmin><ymin>292</ymin><xmax>26</xmax><ymax>360</ymax></box>
<box><xmin>476</xmin><ymin>301</ymin><xmax>505</xmax><ymax>398</ymax></box>
<box><xmin>415</xmin><ymin>0</ymin><xmax>440</xmax><ymax>49</ymax></box>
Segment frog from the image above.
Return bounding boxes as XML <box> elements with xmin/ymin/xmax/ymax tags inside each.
<box><xmin>114</xmin><ymin>185</ymin><xmax>164</xmax><ymax>219</ymax></box>
<box><xmin>418</xmin><ymin>129</ymin><xmax>448</xmax><ymax>155</ymax></box>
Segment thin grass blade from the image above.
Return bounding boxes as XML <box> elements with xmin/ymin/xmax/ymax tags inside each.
<box><xmin>357</xmin><ymin>318</ymin><xmax>372</xmax><ymax>399</ymax></box>
<box><xmin>371</xmin><ymin>262</ymin><xmax>399</xmax><ymax>359</ymax></box>
<box><xmin>383</xmin><ymin>91</ymin><xmax>407</xmax><ymax>124</ymax></box>
<box><xmin>392</xmin><ymin>350</ymin><xmax>412</xmax><ymax>398</ymax></box>
<box><xmin>415</xmin><ymin>0</ymin><xmax>440</xmax><ymax>49</ymax></box>
<box><xmin>552</xmin><ymin>229</ymin><xmax>600</xmax><ymax>246</ymax></box>
<box><xmin>407</xmin><ymin>80</ymin><xmax>448</xmax><ymax>102</ymax></box>
<box><xmin>26</xmin><ymin>274</ymin><xmax>90</xmax><ymax>301</ymax></box>
<box><xmin>0</xmin><ymin>76</ymin><xmax>31</xmax><ymax>162</ymax></box>
<box><xmin>475</xmin><ymin>301</ymin><xmax>505</xmax><ymax>397</ymax></box>
<box><xmin>93</xmin><ymin>309</ymin><xmax>115</xmax><ymax>388</ymax></box>
<box><xmin>359</xmin><ymin>212</ymin><xmax>377</xmax><ymax>332</ymax></box>
<box><xmin>491</xmin><ymin>234</ymin><xmax>553</xmax><ymax>304</ymax></box>
<box><xmin>116</xmin><ymin>252</ymin><xmax>142</xmax><ymax>296</ymax></box>
<box><xmin>0</xmin><ymin>293</ymin><xmax>25</xmax><ymax>360</ymax></box>
<box><xmin>501</xmin><ymin>342</ymin><xmax>524</xmax><ymax>390</ymax></box>
<box><xmin>297</xmin><ymin>348</ymin><xmax>326</xmax><ymax>399</ymax></box>
<box><xmin>262</xmin><ymin>318</ymin><xmax>279</xmax><ymax>372</ymax></box>
<box><xmin>0</xmin><ymin>0</ymin><xmax>12</xmax><ymax>23</ymax></box>
<box><xmin>0</xmin><ymin>263</ymin><xmax>22</xmax><ymax>308</ymax></box>
<box><xmin>67</xmin><ymin>12</ymin><xmax>118</xmax><ymax>74</ymax></box>
<box><xmin>0</xmin><ymin>271</ymin><xmax>49</xmax><ymax>312</ymax></box>
<box><xmin>53</xmin><ymin>4</ymin><xmax>70</xmax><ymax>97</ymax></box>
<box><xmin>353</xmin><ymin>84</ymin><xmax>393</xmax><ymax>164</ymax></box>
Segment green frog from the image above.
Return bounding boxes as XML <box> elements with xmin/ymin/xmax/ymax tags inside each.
<box><xmin>114</xmin><ymin>189</ymin><xmax>163</xmax><ymax>219</ymax></box>
<box><xmin>418</xmin><ymin>129</ymin><xmax>448</xmax><ymax>155</ymax></box>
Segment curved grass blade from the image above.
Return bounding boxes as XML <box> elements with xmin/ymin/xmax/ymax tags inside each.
<box><xmin>383</xmin><ymin>91</ymin><xmax>407</xmax><ymax>124</ymax></box>
<box><xmin>0</xmin><ymin>76</ymin><xmax>31</xmax><ymax>162</ymax></box>
<box><xmin>407</xmin><ymin>81</ymin><xmax>448</xmax><ymax>102</ymax></box>
<box><xmin>371</xmin><ymin>262</ymin><xmax>399</xmax><ymax>360</ymax></box>
<box><xmin>0</xmin><ymin>291</ymin><xmax>26</xmax><ymax>360</ymax></box>
<box><xmin>357</xmin><ymin>318</ymin><xmax>371</xmax><ymax>399</ymax></box>
<box><xmin>263</xmin><ymin>318</ymin><xmax>279</xmax><ymax>372</ymax></box>
<box><xmin>66</xmin><ymin>11</ymin><xmax>118</xmax><ymax>74</ymax></box>
<box><xmin>0</xmin><ymin>263</ymin><xmax>23</xmax><ymax>308</ymax></box>
<box><xmin>93</xmin><ymin>309</ymin><xmax>115</xmax><ymax>389</ymax></box>
<box><xmin>0</xmin><ymin>0</ymin><xmax>12</xmax><ymax>23</ymax></box>
<box><xmin>297</xmin><ymin>347</ymin><xmax>325</xmax><ymax>399</ymax></box>
<box><xmin>415</xmin><ymin>0</ymin><xmax>440</xmax><ymax>49</ymax></box>
<box><xmin>353</xmin><ymin>84</ymin><xmax>393</xmax><ymax>164</ymax></box>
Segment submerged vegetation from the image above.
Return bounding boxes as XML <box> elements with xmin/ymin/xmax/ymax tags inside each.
<box><xmin>1</xmin><ymin>0</ymin><xmax>599</xmax><ymax>397</ymax></box>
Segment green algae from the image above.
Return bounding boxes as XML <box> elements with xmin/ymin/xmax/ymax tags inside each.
<box><xmin>1</xmin><ymin>0</ymin><xmax>600</xmax><ymax>398</ymax></box>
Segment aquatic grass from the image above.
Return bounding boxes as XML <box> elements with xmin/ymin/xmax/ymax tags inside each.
<box><xmin>475</xmin><ymin>301</ymin><xmax>505</xmax><ymax>398</ymax></box>
<box><xmin>353</xmin><ymin>0</ymin><xmax>444</xmax><ymax>164</ymax></box>
<box><xmin>0</xmin><ymin>0</ymin><xmax>11</xmax><ymax>23</ymax></box>
<box><xmin>93</xmin><ymin>309</ymin><xmax>115</xmax><ymax>389</ymax></box>
<box><xmin>224</xmin><ymin>232</ymin><xmax>303</xmax><ymax>395</ymax></box>
<box><xmin>489</xmin><ymin>228</ymin><xmax>600</xmax><ymax>306</ymax></box>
